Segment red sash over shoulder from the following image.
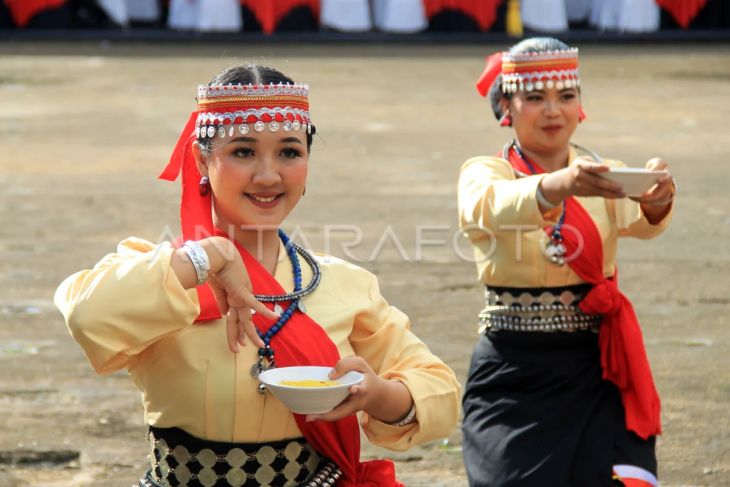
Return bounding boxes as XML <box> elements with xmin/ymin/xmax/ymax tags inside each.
<box><xmin>506</xmin><ymin>149</ymin><xmax>661</xmax><ymax>440</ymax></box>
<box><xmin>172</xmin><ymin>233</ymin><xmax>403</xmax><ymax>486</ymax></box>
<box><xmin>234</xmin><ymin>236</ymin><xmax>403</xmax><ymax>486</ymax></box>
<box><xmin>160</xmin><ymin>117</ymin><xmax>403</xmax><ymax>484</ymax></box>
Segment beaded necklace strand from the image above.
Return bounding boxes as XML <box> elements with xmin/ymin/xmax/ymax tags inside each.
<box><xmin>250</xmin><ymin>229</ymin><xmax>321</xmax><ymax>393</ymax></box>
<box><xmin>509</xmin><ymin>141</ymin><xmax>568</xmax><ymax>265</ymax></box>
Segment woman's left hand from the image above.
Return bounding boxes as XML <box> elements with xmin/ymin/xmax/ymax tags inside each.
<box><xmin>305</xmin><ymin>357</ymin><xmax>412</xmax><ymax>424</ymax></box>
<box><xmin>631</xmin><ymin>158</ymin><xmax>675</xmax><ymax>207</ymax></box>
<box><xmin>304</xmin><ymin>357</ymin><xmax>383</xmax><ymax>422</ymax></box>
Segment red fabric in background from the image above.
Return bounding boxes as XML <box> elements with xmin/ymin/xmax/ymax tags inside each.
<box><xmin>240</xmin><ymin>0</ymin><xmax>319</xmax><ymax>34</ymax></box>
<box><xmin>655</xmin><ymin>0</ymin><xmax>708</xmax><ymax>28</ymax></box>
<box><xmin>506</xmin><ymin>148</ymin><xmax>661</xmax><ymax>440</ymax></box>
<box><xmin>4</xmin><ymin>0</ymin><xmax>66</xmax><ymax>27</ymax></box>
<box><xmin>422</xmin><ymin>0</ymin><xmax>502</xmax><ymax>31</ymax></box>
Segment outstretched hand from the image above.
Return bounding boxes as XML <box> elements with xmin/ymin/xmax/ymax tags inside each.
<box><xmin>539</xmin><ymin>156</ymin><xmax>626</xmax><ymax>207</ymax></box>
<box><xmin>631</xmin><ymin>157</ymin><xmax>675</xmax><ymax>224</ymax></box>
<box><xmin>560</xmin><ymin>157</ymin><xmax>626</xmax><ymax>199</ymax></box>
<box><xmin>630</xmin><ymin>157</ymin><xmax>675</xmax><ymax>207</ymax></box>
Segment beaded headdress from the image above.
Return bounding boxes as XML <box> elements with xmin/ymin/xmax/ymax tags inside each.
<box><xmin>158</xmin><ymin>82</ymin><xmax>314</xmax><ymax>248</ymax></box>
<box><xmin>196</xmin><ymin>83</ymin><xmax>313</xmax><ymax>139</ymax></box>
<box><xmin>476</xmin><ymin>47</ymin><xmax>580</xmax><ymax>96</ymax></box>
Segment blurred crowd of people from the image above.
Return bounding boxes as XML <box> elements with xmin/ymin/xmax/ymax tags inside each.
<box><xmin>2</xmin><ymin>0</ymin><xmax>729</xmax><ymax>34</ymax></box>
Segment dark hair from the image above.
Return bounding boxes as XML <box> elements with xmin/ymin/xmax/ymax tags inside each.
<box><xmin>489</xmin><ymin>37</ymin><xmax>572</xmax><ymax>120</ymax></box>
<box><xmin>197</xmin><ymin>64</ymin><xmax>316</xmax><ymax>154</ymax></box>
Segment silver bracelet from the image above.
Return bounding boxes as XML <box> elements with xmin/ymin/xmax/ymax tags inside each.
<box><xmin>182</xmin><ymin>240</ymin><xmax>210</xmax><ymax>286</ymax></box>
<box><xmin>536</xmin><ymin>184</ymin><xmax>559</xmax><ymax>210</ymax></box>
<box><xmin>387</xmin><ymin>404</ymin><xmax>417</xmax><ymax>428</ymax></box>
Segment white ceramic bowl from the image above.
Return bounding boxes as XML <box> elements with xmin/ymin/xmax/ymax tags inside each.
<box><xmin>258</xmin><ymin>366</ymin><xmax>364</xmax><ymax>415</ymax></box>
<box><xmin>598</xmin><ymin>168</ymin><xmax>668</xmax><ymax>197</ymax></box>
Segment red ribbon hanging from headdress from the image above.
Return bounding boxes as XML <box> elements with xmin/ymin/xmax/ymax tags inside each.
<box><xmin>159</xmin><ymin>111</ymin><xmax>221</xmax><ymax>322</ymax></box>
<box><xmin>506</xmin><ymin>148</ymin><xmax>661</xmax><ymax>440</ymax></box>
<box><xmin>159</xmin><ymin>83</ymin><xmax>313</xmax><ymax>321</ymax></box>
<box><xmin>476</xmin><ymin>52</ymin><xmax>503</xmax><ymax>97</ymax></box>
<box><xmin>159</xmin><ymin>101</ymin><xmax>403</xmax><ymax>486</ymax></box>
<box><xmin>227</xmin><ymin>235</ymin><xmax>403</xmax><ymax>486</ymax></box>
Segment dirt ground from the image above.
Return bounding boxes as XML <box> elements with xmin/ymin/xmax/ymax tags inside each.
<box><xmin>0</xmin><ymin>40</ymin><xmax>729</xmax><ymax>486</ymax></box>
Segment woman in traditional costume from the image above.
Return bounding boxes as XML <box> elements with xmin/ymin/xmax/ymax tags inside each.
<box><xmin>458</xmin><ymin>37</ymin><xmax>675</xmax><ymax>487</ymax></box>
<box><xmin>54</xmin><ymin>64</ymin><xmax>461</xmax><ymax>487</ymax></box>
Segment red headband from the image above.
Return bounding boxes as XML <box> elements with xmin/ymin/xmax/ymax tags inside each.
<box><xmin>158</xmin><ymin>83</ymin><xmax>313</xmax><ymax>242</ymax></box>
<box><xmin>476</xmin><ymin>47</ymin><xmax>580</xmax><ymax>96</ymax></box>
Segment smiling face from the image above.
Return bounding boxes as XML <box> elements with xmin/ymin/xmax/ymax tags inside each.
<box><xmin>193</xmin><ymin>127</ymin><xmax>308</xmax><ymax>232</ymax></box>
<box><xmin>504</xmin><ymin>86</ymin><xmax>581</xmax><ymax>154</ymax></box>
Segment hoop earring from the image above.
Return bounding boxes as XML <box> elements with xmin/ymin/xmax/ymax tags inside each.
<box><xmin>499</xmin><ymin>114</ymin><xmax>512</xmax><ymax>127</ymax></box>
<box><xmin>199</xmin><ymin>176</ymin><xmax>211</xmax><ymax>197</ymax></box>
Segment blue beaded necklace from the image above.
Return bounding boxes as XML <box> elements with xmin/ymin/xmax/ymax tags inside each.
<box><xmin>509</xmin><ymin>141</ymin><xmax>568</xmax><ymax>265</ymax></box>
<box><xmin>250</xmin><ymin>229</ymin><xmax>306</xmax><ymax>392</ymax></box>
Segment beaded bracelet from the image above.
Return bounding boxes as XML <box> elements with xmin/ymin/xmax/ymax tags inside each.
<box><xmin>182</xmin><ymin>240</ymin><xmax>210</xmax><ymax>286</ymax></box>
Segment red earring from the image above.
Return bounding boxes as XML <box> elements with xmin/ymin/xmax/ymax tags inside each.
<box><xmin>199</xmin><ymin>176</ymin><xmax>211</xmax><ymax>197</ymax></box>
<box><xmin>579</xmin><ymin>106</ymin><xmax>587</xmax><ymax>122</ymax></box>
<box><xmin>499</xmin><ymin>114</ymin><xmax>512</xmax><ymax>127</ymax></box>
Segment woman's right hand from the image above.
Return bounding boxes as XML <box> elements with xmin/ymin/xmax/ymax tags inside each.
<box><xmin>539</xmin><ymin>157</ymin><xmax>626</xmax><ymax>206</ymax></box>
<box><xmin>172</xmin><ymin>237</ymin><xmax>279</xmax><ymax>353</ymax></box>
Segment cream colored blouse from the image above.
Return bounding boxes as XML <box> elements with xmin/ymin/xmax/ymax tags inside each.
<box><xmin>457</xmin><ymin>148</ymin><xmax>673</xmax><ymax>287</ymax></box>
<box><xmin>54</xmin><ymin>238</ymin><xmax>461</xmax><ymax>451</ymax></box>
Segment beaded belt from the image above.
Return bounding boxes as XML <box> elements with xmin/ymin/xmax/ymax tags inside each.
<box><xmin>479</xmin><ymin>285</ymin><xmax>603</xmax><ymax>333</ymax></box>
<box><xmin>140</xmin><ymin>427</ymin><xmax>342</xmax><ymax>487</ymax></box>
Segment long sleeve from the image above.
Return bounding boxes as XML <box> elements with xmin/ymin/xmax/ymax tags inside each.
<box><xmin>54</xmin><ymin>237</ymin><xmax>200</xmax><ymax>374</ymax></box>
<box><xmin>457</xmin><ymin>152</ymin><xmax>674</xmax><ymax>287</ymax></box>
<box><xmin>458</xmin><ymin>155</ymin><xmax>562</xmax><ymax>238</ymax></box>
<box><xmin>345</xmin><ymin>268</ymin><xmax>461</xmax><ymax>451</ymax></box>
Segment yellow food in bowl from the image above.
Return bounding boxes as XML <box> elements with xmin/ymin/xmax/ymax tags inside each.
<box><xmin>279</xmin><ymin>380</ymin><xmax>339</xmax><ymax>388</ymax></box>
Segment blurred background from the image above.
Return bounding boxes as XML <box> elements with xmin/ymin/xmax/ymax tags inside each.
<box><xmin>1</xmin><ymin>0</ymin><xmax>729</xmax><ymax>39</ymax></box>
<box><xmin>1</xmin><ymin>1</ymin><xmax>729</xmax><ymax>487</ymax></box>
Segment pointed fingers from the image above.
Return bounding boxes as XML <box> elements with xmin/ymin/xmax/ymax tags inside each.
<box><xmin>226</xmin><ymin>309</ymin><xmax>239</xmax><ymax>354</ymax></box>
<box><xmin>238</xmin><ymin>306</ymin><xmax>264</xmax><ymax>348</ymax></box>
<box><xmin>243</xmin><ymin>294</ymin><xmax>280</xmax><ymax>320</ymax></box>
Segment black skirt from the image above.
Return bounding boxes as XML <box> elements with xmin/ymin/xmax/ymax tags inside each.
<box><xmin>462</xmin><ymin>330</ymin><xmax>656</xmax><ymax>487</ymax></box>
